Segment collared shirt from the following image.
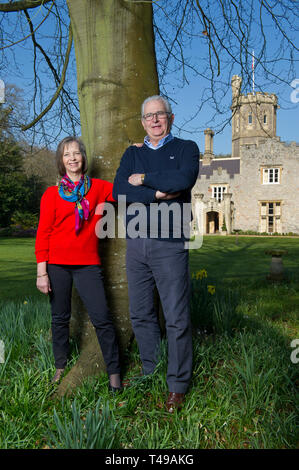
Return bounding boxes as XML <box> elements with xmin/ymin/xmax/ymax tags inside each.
<box><xmin>144</xmin><ymin>132</ymin><xmax>174</xmax><ymax>150</ymax></box>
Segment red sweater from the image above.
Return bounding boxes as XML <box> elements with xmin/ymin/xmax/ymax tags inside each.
<box><xmin>35</xmin><ymin>178</ymin><xmax>115</xmax><ymax>265</ymax></box>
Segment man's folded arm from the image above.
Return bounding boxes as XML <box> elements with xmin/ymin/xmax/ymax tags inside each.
<box><xmin>113</xmin><ymin>150</ymin><xmax>157</xmax><ymax>204</ymax></box>
<box><xmin>143</xmin><ymin>143</ymin><xmax>199</xmax><ymax>193</ymax></box>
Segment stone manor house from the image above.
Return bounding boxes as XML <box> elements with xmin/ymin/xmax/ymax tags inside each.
<box><xmin>192</xmin><ymin>75</ymin><xmax>299</xmax><ymax>235</ymax></box>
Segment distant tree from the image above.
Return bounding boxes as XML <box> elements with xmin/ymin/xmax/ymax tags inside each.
<box><xmin>0</xmin><ymin>84</ymin><xmax>26</xmax><ymax>141</ymax></box>
<box><xmin>22</xmin><ymin>145</ymin><xmax>57</xmax><ymax>189</ymax></box>
<box><xmin>0</xmin><ymin>139</ymin><xmax>42</xmax><ymax>227</ymax></box>
<box><xmin>0</xmin><ymin>103</ymin><xmax>43</xmax><ymax>227</ymax></box>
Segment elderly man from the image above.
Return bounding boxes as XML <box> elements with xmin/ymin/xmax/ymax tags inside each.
<box><xmin>113</xmin><ymin>95</ymin><xmax>199</xmax><ymax>412</ymax></box>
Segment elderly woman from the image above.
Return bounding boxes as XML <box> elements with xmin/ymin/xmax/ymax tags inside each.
<box><xmin>35</xmin><ymin>136</ymin><xmax>121</xmax><ymax>391</ymax></box>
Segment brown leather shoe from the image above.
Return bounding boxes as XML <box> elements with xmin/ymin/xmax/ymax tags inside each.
<box><xmin>51</xmin><ymin>368</ymin><xmax>65</xmax><ymax>384</ymax></box>
<box><xmin>166</xmin><ymin>392</ymin><xmax>185</xmax><ymax>413</ymax></box>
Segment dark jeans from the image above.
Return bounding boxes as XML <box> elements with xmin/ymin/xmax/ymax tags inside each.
<box><xmin>47</xmin><ymin>264</ymin><xmax>120</xmax><ymax>375</ymax></box>
<box><xmin>126</xmin><ymin>239</ymin><xmax>192</xmax><ymax>393</ymax></box>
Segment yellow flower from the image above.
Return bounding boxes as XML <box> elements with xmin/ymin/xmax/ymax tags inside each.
<box><xmin>196</xmin><ymin>269</ymin><xmax>208</xmax><ymax>280</ymax></box>
<box><xmin>24</xmin><ymin>301</ymin><xmax>28</xmax><ymax>304</ymax></box>
<box><xmin>207</xmin><ymin>285</ymin><xmax>216</xmax><ymax>295</ymax></box>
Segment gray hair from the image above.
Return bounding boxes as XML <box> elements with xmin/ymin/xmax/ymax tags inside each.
<box><xmin>141</xmin><ymin>95</ymin><xmax>173</xmax><ymax>117</ymax></box>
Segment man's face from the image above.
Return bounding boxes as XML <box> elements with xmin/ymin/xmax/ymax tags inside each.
<box><xmin>141</xmin><ymin>99</ymin><xmax>174</xmax><ymax>144</ymax></box>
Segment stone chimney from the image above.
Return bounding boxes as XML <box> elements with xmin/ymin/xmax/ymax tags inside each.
<box><xmin>202</xmin><ymin>128</ymin><xmax>214</xmax><ymax>165</ymax></box>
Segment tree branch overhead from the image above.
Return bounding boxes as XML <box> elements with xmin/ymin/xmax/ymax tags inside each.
<box><xmin>0</xmin><ymin>0</ymin><xmax>52</xmax><ymax>12</ymax></box>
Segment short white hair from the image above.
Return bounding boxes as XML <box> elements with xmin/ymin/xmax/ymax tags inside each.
<box><xmin>141</xmin><ymin>95</ymin><xmax>173</xmax><ymax>117</ymax></box>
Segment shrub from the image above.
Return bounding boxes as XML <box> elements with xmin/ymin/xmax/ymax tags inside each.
<box><xmin>10</xmin><ymin>210</ymin><xmax>38</xmax><ymax>236</ymax></box>
<box><xmin>232</xmin><ymin>229</ymin><xmax>299</xmax><ymax>237</ymax></box>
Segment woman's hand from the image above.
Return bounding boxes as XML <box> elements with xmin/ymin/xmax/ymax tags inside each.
<box><xmin>36</xmin><ymin>274</ymin><xmax>51</xmax><ymax>295</ymax></box>
<box><xmin>36</xmin><ymin>262</ymin><xmax>51</xmax><ymax>295</ymax></box>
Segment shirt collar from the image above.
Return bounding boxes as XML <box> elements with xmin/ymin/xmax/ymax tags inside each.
<box><xmin>144</xmin><ymin>133</ymin><xmax>174</xmax><ymax>150</ymax></box>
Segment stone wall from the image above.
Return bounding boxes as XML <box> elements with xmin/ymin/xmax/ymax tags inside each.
<box><xmin>192</xmin><ymin>139</ymin><xmax>299</xmax><ymax>234</ymax></box>
<box><xmin>235</xmin><ymin>139</ymin><xmax>299</xmax><ymax>233</ymax></box>
<box><xmin>192</xmin><ymin>75</ymin><xmax>299</xmax><ymax>235</ymax></box>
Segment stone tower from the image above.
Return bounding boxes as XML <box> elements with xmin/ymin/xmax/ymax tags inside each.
<box><xmin>231</xmin><ymin>75</ymin><xmax>279</xmax><ymax>158</ymax></box>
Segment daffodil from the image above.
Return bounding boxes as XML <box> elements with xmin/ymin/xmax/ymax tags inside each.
<box><xmin>207</xmin><ymin>285</ymin><xmax>216</xmax><ymax>295</ymax></box>
<box><xmin>196</xmin><ymin>269</ymin><xmax>208</xmax><ymax>280</ymax></box>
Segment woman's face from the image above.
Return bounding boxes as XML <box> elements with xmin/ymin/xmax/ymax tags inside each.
<box><xmin>62</xmin><ymin>141</ymin><xmax>83</xmax><ymax>180</ymax></box>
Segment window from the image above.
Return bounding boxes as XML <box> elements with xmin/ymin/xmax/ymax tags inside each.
<box><xmin>262</xmin><ymin>167</ymin><xmax>280</xmax><ymax>184</ymax></box>
<box><xmin>212</xmin><ymin>186</ymin><xmax>227</xmax><ymax>202</ymax></box>
<box><xmin>248</xmin><ymin>114</ymin><xmax>253</xmax><ymax>124</ymax></box>
<box><xmin>260</xmin><ymin>202</ymin><xmax>281</xmax><ymax>233</ymax></box>
<box><xmin>263</xmin><ymin>114</ymin><xmax>267</xmax><ymax>124</ymax></box>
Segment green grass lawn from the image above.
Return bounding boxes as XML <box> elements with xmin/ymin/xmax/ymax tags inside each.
<box><xmin>189</xmin><ymin>235</ymin><xmax>299</xmax><ymax>284</ymax></box>
<box><xmin>0</xmin><ymin>238</ymin><xmax>38</xmax><ymax>301</ymax></box>
<box><xmin>0</xmin><ymin>236</ymin><xmax>298</xmax><ymax>449</ymax></box>
<box><xmin>1</xmin><ymin>235</ymin><xmax>299</xmax><ymax>299</ymax></box>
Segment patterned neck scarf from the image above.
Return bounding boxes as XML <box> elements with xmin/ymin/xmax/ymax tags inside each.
<box><xmin>58</xmin><ymin>174</ymin><xmax>91</xmax><ymax>235</ymax></box>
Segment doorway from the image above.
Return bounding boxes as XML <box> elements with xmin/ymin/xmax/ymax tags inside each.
<box><xmin>206</xmin><ymin>211</ymin><xmax>219</xmax><ymax>234</ymax></box>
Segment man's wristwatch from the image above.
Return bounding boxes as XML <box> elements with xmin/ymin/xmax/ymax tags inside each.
<box><xmin>140</xmin><ymin>174</ymin><xmax>145</xmax><ymax>184</ymax></box>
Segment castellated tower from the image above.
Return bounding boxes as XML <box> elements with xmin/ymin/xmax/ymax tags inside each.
<box><xmin>231</xmin><ymin>75</ymin><xmax>279</xmax><ymax>158</ymax></box>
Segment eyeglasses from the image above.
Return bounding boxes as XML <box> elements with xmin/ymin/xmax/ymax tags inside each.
<box><xmin>142</xmin><ymin>111</ymin><xmax>171</xmax><ymax>121</ymax></box>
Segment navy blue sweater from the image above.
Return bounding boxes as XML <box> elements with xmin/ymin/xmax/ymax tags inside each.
<box><xmin>113</xmin><ymin>137</ymin><xmax>200</xmax><ymax>240</ymax></box>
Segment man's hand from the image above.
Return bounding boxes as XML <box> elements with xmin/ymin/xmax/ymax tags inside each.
<box><xmin>128</xmin><ymin>174</ymin><xmax>143</xmax><ymax>186</ymax></box>
<box><xmin>128</xmin><ymin>173</ymin><xmax>181</xmax><ymax>199</ymax></box>
<box><xmin>155</xmin><ymin>191</ymin><xmax>181</xmax><ymax>200</ymax></box>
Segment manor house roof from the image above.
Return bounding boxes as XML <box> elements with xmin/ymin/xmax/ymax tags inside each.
<box><xmin>198</xmin><ymin>158</ymin><xmax>240</xmax><ymax>179</ymax></box>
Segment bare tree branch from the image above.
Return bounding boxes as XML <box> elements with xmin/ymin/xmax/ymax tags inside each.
<box><xmin>0</xmin><ymin>1</ymin><xmax>54</xmax><ymax>50</ymax></box>
<box><xmin>0</xmin><ymin>0</ymin><xmax>52</xmax><ymax>12</ymax></box>
<box><xmin>21</xmin><ymin>23</ymin><xmax>73</xmax><ymax>131</ymax></box>
<box><xmin>1</xmin><ymin>0</ymin><xmax>298</xmax><ymax>144</ymax></box>
<box><xmin>195</xmin><ymin>0</ymin><xmax>221</xmax><ymax>76</ymax></box>
<box><xmin>23</xmin><ymin>7</ymin><xmax>79</xmax><ymax>114</ymax></box>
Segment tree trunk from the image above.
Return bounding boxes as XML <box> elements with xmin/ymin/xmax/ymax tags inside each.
<box><xmin>56</xmin><ymin>0</ymin><xmax>159</xmax><ymax>396</ymax></box>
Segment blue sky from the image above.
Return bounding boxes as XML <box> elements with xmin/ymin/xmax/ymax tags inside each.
<box><xmin>173</xmin><ymin>75</ymin><xmax>299</xmax><ymax>155</ymax></box>
<box><xmin>5</xmin><ymin>55</ymin><xmax>298</xmax><ymax>155</ymax></box>
<box><xmin>153</xmin><ymin>0</ymin><xmax>299</xmax><ymax>155</ymax></box>
<box><xmin>1</xmin><ymin>1</ymin><xmax>298</xmax><ymax>154</ymax></box>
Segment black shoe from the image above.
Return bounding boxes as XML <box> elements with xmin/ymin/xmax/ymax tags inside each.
<box><xmin>108</xmin><ymin>384</ymin><xmax>123</xmax><ymax>394</ymax></box>
<box><xmin>51</xmin><ymin>368</ymin><xmax>65</xmax><ymax>384</ymax></box>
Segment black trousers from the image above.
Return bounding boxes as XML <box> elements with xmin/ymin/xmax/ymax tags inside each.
<box><xmin>126</xmin><ymin>239</ymin><xmax>192</xmax><ymax>394</ymax></box>
<box><xmin>47</xmin><ymin>264</ymin><xmax>120</xmax><ymax>375</ymax></box>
